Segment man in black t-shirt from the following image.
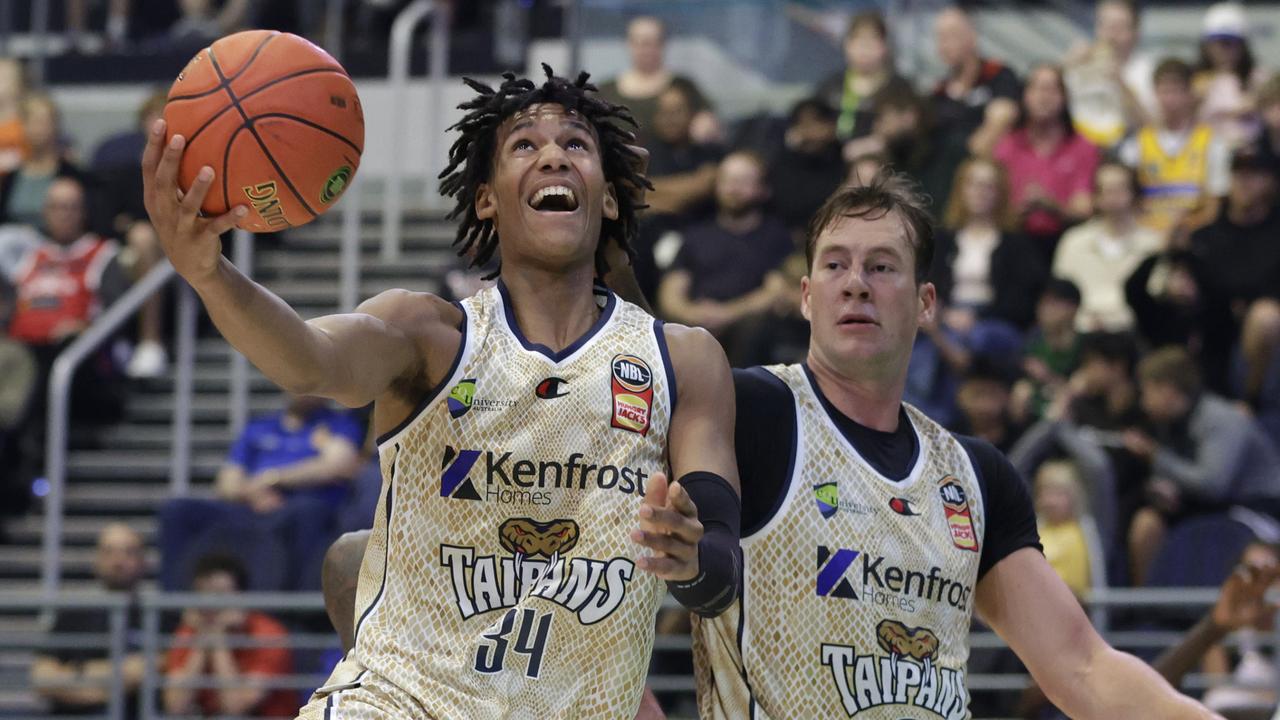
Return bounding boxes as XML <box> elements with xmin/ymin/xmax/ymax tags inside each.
<box><xmin>31</xmin><ymin>523</ymin><xmax>147</xmax><ymax>716</ymax></box>
<box><xmin>931</xmin><ymin>7</ymin><xmax>1021</xmax><ymax>156</ymax></box>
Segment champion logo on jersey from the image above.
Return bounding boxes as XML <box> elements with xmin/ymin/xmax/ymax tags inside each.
<box><xmin>535</xmin><ymin>377</ymin><xmax>569</xmax><ymax>399</ymax></box>
<box><xmin>889</xmin><ymin>497</ymin><xmax>922</xmax><ymax>516</ymax></box>
<box><xmin>816</xmin><ymin>545</ymin><xmax>859</xmax><ymax>599</ymax></box>
<box><xmin>610</xmin><ymin>354</ymin><xmax>653</xmax><ymax>435</ymax></box>
<box><xmin>939</xmin><ymin>477</ymin><xmax>979</xmax><ymax>552</ymax></box>
<box><xmin>440</xmin><ymin>445</ymin><xmax>483</xmax><ymax>501</ymax></box>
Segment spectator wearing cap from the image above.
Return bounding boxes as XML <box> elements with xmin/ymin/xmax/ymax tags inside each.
<box><xmin>931</xmin><ymin>6</ymin><xmax>1021</xmax><ymax>157</ymax></box>
<box><xmin>1125</xmin><ymin>347</ymin><xmax>1280</xmax><ymax>586</ymax></box>
<box><xmin>768</xmin><ymin>98</ymin><xmax>845</xmax><ymax>239</ymax></box>
<box><xmin>814</xmin><ymin>10</ymin><xmax>914</xmax><ymax>143</ymax></box>
<box><xmin>1189</xmin><ymin>144</ymin><xmax>1280</xmax><ymax>410</ymax></box>
<box><xmin>1194</xmin><ymin>2</ymin><xmax>1265</xmax><ymax>149</ymax></box>
<box><xmin>1118</xmin><ymin>58</ymin><xmax>1230</xmax><ymax>243</ymax></box>
<box><xmin>993</xmin><ymin>63</ymin><xmax>1100</xmax><ymax>257</ymax></box>
<box><xmin>1063</xmin><ymin>0</ymin><xmax>1156</xmax><ymax>148</ymax></box>
<box><xmin>1053</xmin><ymin>161</ymin><xmax>1162</xmax><ymax>333</ymax></box>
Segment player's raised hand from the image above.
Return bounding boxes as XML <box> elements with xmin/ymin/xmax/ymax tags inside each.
<box><xmin>141</xmin><ymin>118</ymin><xmax>247</xmax><ymax>287</ymax></box>
<box><xmin>633</xmin><ymin>472</ymin><xmax>704</xmax><ymax>583</ymax></box>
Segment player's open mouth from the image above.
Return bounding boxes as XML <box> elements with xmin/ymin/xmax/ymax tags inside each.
<box><xmin>838</xmin><ymin>313</ymin><xmax>878</xmax><ymax>326</ymax></box>
<box><xmin>528</xmin><ymin>185</ymin><xmax>579</xmax><ymax>212</ymax></box>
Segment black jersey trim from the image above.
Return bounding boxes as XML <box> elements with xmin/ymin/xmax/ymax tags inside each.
<box><xmin>740</xmin><ymin>367</ymin><xmax>799</xmax><ymax>539</ymax></box>
<box><xmin>374</xmin><ymin>301</ymin><xmax>468</xmax><ymax>446</ymax></box>
<box><xmin>653</xmin><ymin>319</ymin><xmax>677</xmax><ymax>416</ymax></box>
<box><xmin>496</xmin><ymin>279</ymin><xmax>617</xmax><ymax>363</ymax></box>
<box><xmin>738</xmin><ymin>560</ymin><xmax>762</xmax><ymax>718</ymax></box>
<box><xmin>352</xmin><ymin>449</ymin><xmax>397</xmax><ymax>647</ymax></box>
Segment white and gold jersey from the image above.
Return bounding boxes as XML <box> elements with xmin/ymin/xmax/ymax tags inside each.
<box><xmin>695</xmin><ymin>363</ymin><xmax>985</xmax><ymax>720</ymax></box>
<box><xmin>314</xmin><ymin>283</ymin><xmax>672</xmax><ymax>719</ymax></box>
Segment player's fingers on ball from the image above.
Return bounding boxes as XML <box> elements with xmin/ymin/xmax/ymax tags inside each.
<box><xmin>181</xmin><ymin>167</ymin><xmax>214</xmax><ymax>214</ymax></box>
<box><xmin>206</xmin><ymin>206</ymin><xmax>248</xmax><ymax>237</ymax></box>
<box><xmin>155</xmin><ymin>133</ymin><xmax>185</xmax><ymax>192</ymax></box>
<box><xmin>140</xmin><ymin>119</ymin><xmax>167</xmax><ymax>191</ymax></box>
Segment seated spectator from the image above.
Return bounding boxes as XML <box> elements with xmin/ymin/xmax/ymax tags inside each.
<box><xmin>1194</xmin><ymin>2</ymin><xmax>1264</xmax><ymax>149</ymax></box>
<box><xmin>1126</xmin><ymin>248</ymin><xmax>1207</xmax><ymax>354</ymax></box>
<box><xmin>953</xmin><ymin>359</ymin><xmax>1024</xmax><ymax>453</ymax></box>
<box><xmin>932</xmin><ymin>156</ymin><xmax>1046</xmax><ymax>334</ymax></box>
<box><xmin>596</xmin><ymin>16</ymin><xmax>716</xmax><ymax>147</ymax></box>
<box><xmin>1199</xmin><ymin>540</ymin><xmax>1280</xmax><ymax>713</ymax></box>
<box><xmin>931</xmin><ymin>6</ymin><xmax>1021</xmax><ymax>157</ymax></box>
<box><xmin>1125</xmin><ymin>347</ymin><xmax>1280</xmax><ymax>585</ymax></box>
<box><xmin>1034</xmin><ymin>459</ymin><xmax>1094</xmax><ymax>598</ymax></box>
<box><xmin>0</xmin><ymin>59</ymin><xmax>27</xmax><ymax>174</ymax></box>
<box><xmin>0</xmin><ymin>93</ymin><xmax>92</xmax><ymax>230</ymax></box>
<box><xmin>164</xmin><ymin>0</ymin><xmax>252</xmax><ymax>54</ymax></box>
<box><xmin>1063</xmin><ymin>0</ymin><xmax>1155</xmax><ymax>148</ymax></box>
<box><xmin>31</xmin><ymin>524</ymin><xmax>147</xmax><ymax>716</ymax></box>
<box><xmin>91</xmin><ymin>89</ymin><xmax>166</xmax><ymax>238</ymax></box>
<box><xmin>656</xmin><ymin>152</ymin><xmax>792</xmax><ymax>365</ymax></box>
<box><xmin>769</xmin><ymin>98</ymin><xmax>845</xmax><ymax>239</ymax></box>
<box><xmin>1188</xmin><ymin>144</ymin><xmax>1280</xmax><ymax>404</ymax></box>
<box><xmin>814</xmin><ymin>10</ymin><xmax>913</xmax><ymax>143</ymax></box>
<box><xmin>65</xmin><ymin>0</ymin><xmax>132</xmax><ymax>51</ymax></box>
<box><xmin>163</xmin><ymin>553</ymin><xmax>296</xmax><ymax>718</ymax></box>
<box><xmin>993</xmin><ymin>63</ymin><xmax>1099</xmax><ymax>256</ymax></box>
<box><xmin>843</xmin><ymin>83</ymin><xmax>967</xmax><ymax>211</ymax></box>
<box><xmin>1013</xmin><ymin>279</ymin><xmax>1082</xmax><ymax>423</ymax></box>
<box><xmin>159</xmin><ymin>394</ymin><xmax>363</xmax><ymax>592</ymax></box>
<box><xmin>1053</xmin><ymin>161</ymin><xmax>1162</xmax><ymax>333</ymax></box>
<box><xmin>1119</xmin><ymin>58</ymin><xmax>1229</xmax><ymax>243</ymax></box>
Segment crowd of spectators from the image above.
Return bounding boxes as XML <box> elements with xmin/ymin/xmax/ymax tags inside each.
<box><xmin>5</xmin><ymin>1</ymin><xmax>1280</xmax><ymax>715</ymax></box>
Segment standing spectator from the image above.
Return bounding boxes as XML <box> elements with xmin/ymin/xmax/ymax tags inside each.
<box><xmin>932</xmin><ymin>156</ymin><xmax>1045</xmax><ymax>333</ymax></box>
<box><xmin>1125</xmin><ymin>347</ymin><xmax>1280</xmax><ymax>585</ymax></box>
<box><xmin>931</xmin><ymin>6</ymin><xmax>1021</xmax><ymax>157</ymax></box>
<box><xmin>596</xmin><ymin>16</ymin><xmax>715</xmax><ymax>146</ymax></box>
<box><xmin>158</xmin><ymin>395</ymin><xmax>363</xmax><ymax>592</ymax></box>
<box><xmin>1194</xmin><ymin>2</ymin><xmax>1264</xmax><ymax>149</ymax></box>
<box><xmin>1034</xmin><ymin>459</ymin><xmax>1094</xmax><ymax>598</ymax></box>
<box><xmin>656</xmin><ymin>152</ymin><xmax>792</xmax><ymax>365</ymax></box>
<box><xmin>0</xmin><ymin>94</ymin><xmax>91</xmax><ymax>230</ymax></box>
<box><xmin>769</xmin><ymin>98</ymin><xmax>845</xmax><ymax>239</ymax></box>
<box><xmin>163</xmin><ymin>553</ymin><xmax>296</xmax><ymax>718</ymax></box>
<box><xmin>1053</xmin><ymin>161</ymin><xmax>1162</xmax><ymax>333</ymax></box>
<box><xmin>1013</xmin><ymin>279</ymin><xmax>1083</xmax><ymax>423</ymax></box>
<box><xmin>1063</xmin><ymin>0</ymin><xmax>1156</xmax><ymax>148</ymax></box>
<box><xmin>1188</xmin><ymin>144</ymin><xmax>1280</xmax><ymax>404</ymax></box>
<box><xmin>844</xmin><ymin>83</ymin><xmax>967</xmax><ymax>210</ymax></box>
<box><xmin>31</xmin><ymin>524</ymin><xmax>147</xmax><ymax>716</ymax></box>
<box><xmin>815</xmin><ymin>10</ymin><xmax>912</xmax><ymax>142</ymax></box>
<box><xmin>994</xmin><ymin>63</ymin><xmax>1099</xmax><ymax>256</ymax></box>
<box><xmin>1119</xmin><ymin>58</ymin><xmax>1229</xmax><ymax>242</ymax></box>
<box><xmin>0</xmin><ymin>59</ymin><xmax>27</xmax><ymax>174</ymax></box>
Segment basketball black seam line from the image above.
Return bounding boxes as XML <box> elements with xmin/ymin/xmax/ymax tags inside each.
<box><xmin>208</xmin><ymin>46</ymin><xmax>320</xmax><ymax>219</ymax></box>
<box><xmin>183</xmin><ymin>68</ymin><xmax>350</xmax><ymax>146</ymax></box>
<box><xmin>221</xmin><ymin>125</ymin><xmax>246</xmax><ymax>215</ymax></box>
<box><xmin>250</xmin><ymin>113</ymin><xmax>362</xmax><ymax>154</ymax></box>
<box><xmin>166</xmin><ymin>30</ymin><xmax>279</xmax><ymax>103</ymax></box>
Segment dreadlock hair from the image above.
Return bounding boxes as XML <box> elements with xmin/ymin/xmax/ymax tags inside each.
<box><xmin>438</xmin><ymin>64</ymin><xmax>652</xmax><ymax>279</ymax></box>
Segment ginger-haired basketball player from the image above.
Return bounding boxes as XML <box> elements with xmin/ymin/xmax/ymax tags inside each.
<box><xmin>142</xmin><ymin>66</ymin><xmax>741</xmax><ymax>719</ymax></box>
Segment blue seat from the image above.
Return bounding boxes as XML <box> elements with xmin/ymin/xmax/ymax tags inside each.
<box><xmin>1146</xmin><ymin>513</ymin><xmax>1256</xmax><ymax>589</ymax></box>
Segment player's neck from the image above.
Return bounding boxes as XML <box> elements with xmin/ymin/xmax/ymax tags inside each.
<box><xmin>500</xmin><ymin>265</ymin><xmax>603</xmax><ymax>353</ymax></box>
<box><xmin>805</xmin><ymin>349</ymin><xmax>906</xmax><ymax>432</ymax></box>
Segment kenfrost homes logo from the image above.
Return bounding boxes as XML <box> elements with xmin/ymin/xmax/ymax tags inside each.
<box><xmin>813</xmin><ymin>482</ymin><xmax>878</xmax><ymax>519</ymax></box>
<box><xmin>439</xmin><ymin>445</ymin><xmax>650</xmax><ymax>506</ymax></box>
<box><xmin>816</xmin><ymin>546</ymin><xmax>974</xmax><ymax>614</ymax></box>
<box><xmin>446</xmin><ymin>378</ymin><xmax>517</xmax><ymax>419</ymax></box>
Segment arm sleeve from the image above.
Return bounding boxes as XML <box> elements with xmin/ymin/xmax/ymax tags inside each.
<box><xmin>669</xmin><ymin>471</ymin><xmax>741</xmax><ymax>618</ymax></box>
<box><xmin>957</xmin><ymin>436</ymin><xmax>1042</xmax><ymax>580</ymax></box>
<box><xmin>732</xmin><ymin>367</ymin><xmax>798</xmax><ymax>533</ymax></box>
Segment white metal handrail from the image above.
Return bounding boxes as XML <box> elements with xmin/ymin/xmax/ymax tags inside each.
<box><xmin>382</xmin><ymin>0</ymin><xmax>451</xmax><ymax>262</ymax></box>
<box><xmin>41</xmin><ymin>261</ymin><xmax>197</xmax><ymax>604</ymax></box>
<box><xmin>227</xmin><ymin>230</ymin><xmax>253</xmax><ymax>436</ymax></box>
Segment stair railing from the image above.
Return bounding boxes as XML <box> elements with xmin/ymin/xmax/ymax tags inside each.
<box><xmin>41</xmin><ymin>261</ymin><xmax>198</xmax><ymax>604</ymax></box>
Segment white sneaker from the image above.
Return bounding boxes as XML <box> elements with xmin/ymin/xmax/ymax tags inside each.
<box><xmin>127</xmin><ymin>341</ymin><xmax>168</xmax><ymax>379</ymax></box>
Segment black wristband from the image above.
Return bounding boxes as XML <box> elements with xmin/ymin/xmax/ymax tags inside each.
<box><xmin>667</xmin><ymin>471</ymin><xmax>742</xmax><ymax>618</ymax></box>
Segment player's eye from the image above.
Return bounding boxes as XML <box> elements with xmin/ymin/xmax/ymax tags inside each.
<box><xmin>512</xmin><ymin>139</ymin><xmax>536</xmax><ymax>152</ymax></box>
<box><xmin>566</xmin><ymin>137</ymin><xmax>589</xmax><ymax>151</ymax></box>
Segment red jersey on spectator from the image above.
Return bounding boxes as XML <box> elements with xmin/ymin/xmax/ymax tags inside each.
<box><xmin>994</xmin><ymin>129</ymin><xmax>1099</xmax><ymax>238</ymax></box>
<box><xmin>8</xmin><ymin>234</ymin><xmax>117</xmax><ymax>345</ymax></box>
<box><xmin>164</xmin><ymin>611</ymin><xmax>296</xmax><ymax>717</ymax></box>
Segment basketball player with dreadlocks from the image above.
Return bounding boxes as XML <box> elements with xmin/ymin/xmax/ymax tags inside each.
<box><xmin>141</xmin><ymin>66</ymin><xmax>741</xmax><ymax>719</ymax></box>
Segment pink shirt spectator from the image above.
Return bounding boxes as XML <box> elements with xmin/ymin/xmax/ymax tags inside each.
<box><xmin>994</xmin><ymin>129</ymin><xmax>1099</xmax><ymax>237</ymax></box>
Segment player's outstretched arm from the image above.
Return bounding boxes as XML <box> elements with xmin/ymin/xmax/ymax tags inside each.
<box><xmin>975</xmin><ymin>548</ymin><xmax>1223</xmax><ymax>720</ymax></box>
<box><xmin>142</xmin><ymin>120</ymin><xmax>458</xmax><ymax>407</ymax></box>
<box><xmin>632</xmin><ymin>324</ymin><xmax>742</xmax><ymax>617</ymax></box>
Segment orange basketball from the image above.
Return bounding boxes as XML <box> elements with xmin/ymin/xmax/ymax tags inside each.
<box><xmin>163</xmin><ymin>30</ymin><xmax>364</xmax><ymax>233</ymax></box>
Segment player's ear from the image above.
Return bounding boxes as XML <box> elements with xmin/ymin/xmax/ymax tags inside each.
<box><xmin>475</xmin><ymin>182</ymin><xmax>497</xmax><ymax>221</ymax></box>
<box><xmin>918</xmin><ymin>281</ymin><xmax>937</xmax><ymax>326</ymax></box>
<box><xmin>602</xmin><ymin>183</ymin><xmax>619</xmax><ymax>221</ymax></box>
<box><xmin>800</xmin><ymin>275</ymin><xmax>812</xmax><ymax>322</ymax></box>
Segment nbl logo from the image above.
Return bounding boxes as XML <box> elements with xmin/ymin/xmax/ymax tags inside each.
<box><xmin>610</xmin><ymin>354</ymin><xmax>654</xmax><ymax>435</ymax></box>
